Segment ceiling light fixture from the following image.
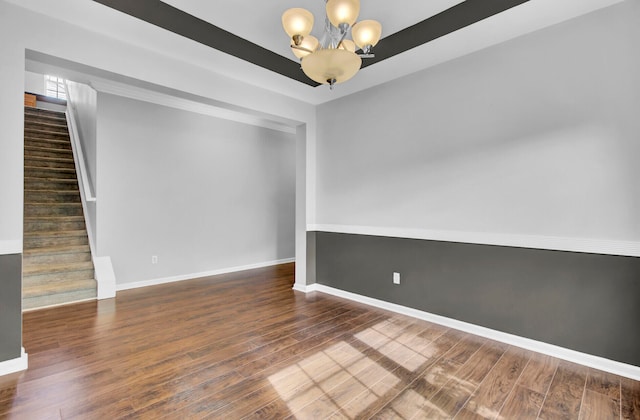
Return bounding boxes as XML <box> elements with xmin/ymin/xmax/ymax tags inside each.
<box><xmin>282</xmin><ymin>0</ymin><xmax>382</xmax><ymax>89</ymax></box>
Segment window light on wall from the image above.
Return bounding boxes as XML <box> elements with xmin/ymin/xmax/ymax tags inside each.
<box><xmin>44</xmin><ymin>75</ymin><xmax>66</xmax><ymax>100</ymax></box>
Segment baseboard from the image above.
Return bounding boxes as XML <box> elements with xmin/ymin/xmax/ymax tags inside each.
<box><xmin>307</xmin><ymin>224</ymin><xmax>640</xmax><ymax>257</ymax></box>
<box><xmin>305</xmin><ymin>283</ymin><xmax>640</xmax><ymax>381</ymax></box>
<box><xmin>116</xmin><ymin>258</ymin><xmax>296</xmax><ymax>291</ymax></box>
<box><xmin>0</xmin><ymin>348</ymin><xmax>28</xmax><ymax>377</ymax></box>
<box><xmin>292</xmin><ymin>283</ymin><xmax>312</xmax><ymax>293</ymax></box>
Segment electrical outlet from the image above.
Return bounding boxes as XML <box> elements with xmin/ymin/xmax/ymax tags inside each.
<box><xmin>393</xmin><ymin>272</ymin><xmax>400</xmax><ymax>285</ymax></box>
<box><xmin>152</xmin><ymin>255</ymin><xmax>158</xmax><ymax>264</ymax></box>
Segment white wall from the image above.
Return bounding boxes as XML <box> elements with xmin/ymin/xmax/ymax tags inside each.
<box><xmin>315</xmin><ymin>1</ymin><xmax>640</xmax><ymax>244</ymax></box>
<box><xmin>24</xmin><ymin>70</ymin><xmax>44</xmax><ymax>95</ymax></box>
<box><xmin>96</xmin><ymin>93</ymin><xmax>296</xmax><ymax>284</ymax></box>
<box><xmin>0</xmin><ymin>3</ymin><xmax>24</xmax><ymax>253</ymax></box>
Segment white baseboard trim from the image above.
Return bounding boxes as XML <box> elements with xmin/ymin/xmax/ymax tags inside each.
<box><xmin>0</xmin><ymin>240</ymin><xmax>22</xmax><ymax>255</ymax></box>
<box><xmin>94</xmin><ymin>256</ymin><xmax>117</xmax><ymax>299</ymax></box>
<box><xmin>304</xmin><ymin>283</ymin><xmax>640</xmax><ymax>381</ymax></box>
<box><xmin>116</xmin><ymin>258</ymin><xmax>296</xmax><ymax>291</ymax></box>
<box><xmin>0</xmin><ymin>347</ymin><xmax>28</xmax><ymax>377</ymax></box>
<box><xmin>307</xmin><ymin>224</ymin><xmax>640</xmax><ymax>257</ymax></box>
<box><xmin>292</xmin><ymin>283</ymin><xmax>312</xmax><ymax>293</ymax></box>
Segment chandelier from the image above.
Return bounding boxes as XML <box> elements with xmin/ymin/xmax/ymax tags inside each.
<box><xmin>282</xmin><ymin>0</ymin><xmax>382</xmax><ymax>89</ymax></box>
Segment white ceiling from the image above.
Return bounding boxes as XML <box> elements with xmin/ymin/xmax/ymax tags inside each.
<box><xmin>9</xmin><ymin>0</ymin><xmax>626</xmax><ymax>105</ymax></box>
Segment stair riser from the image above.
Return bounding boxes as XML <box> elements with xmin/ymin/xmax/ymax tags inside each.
<box><xmin>23</xmin><ymin>280</ymin><xmax>95</xmax><ymax>297</ymax></box>
<box><xmin>25</xmin><ymin>148</ymin><xmax>74</xmax><ymax>159</ymax></box>
<box><xmin>25</xmin><ymin>138</ymin><xmax>72</xmax><ymax>150</ymax></box>
<box><xmin>25</xmin><ymin>220</ymin><xmax>86</xmax><ymax>232</ymax></box>
<box><xmin>25</xmin><ymin>179</ymin><xmax>79</xmax><ymax>191</ymax></box>
<box><xmin>24</xmin><ymin>235</ymin><xmax>88</xmax><ymax>248</ymax></box>
<box><xmin>24</xmin><ymin>129</ymin><xmax>70</xmax><ymax>141</ymax></box>
<box><xmin>25</xmin><ymin>121</ymin><xmax>68</xmax><ymax>134</ymax></box>
<box><xmin>24</xmin><ymin>252</ymin><xmax>92</xmax><ymax>266</ymax></box>
<box><xmin>23</xmin><ymin>290</ymin><xmax>95</xmax><ymax>311</ymax></box>
<box><xmin>25</xmin><ymin>204</ymin><xmax>84</xmax><ymax>217</ymax></box>
<box><xmin>24</xmin><ymin>158</ymin><xmax>76</xmax><ymax>170</ymax></box>
<box><xmin>25</xmin><ymin>167</ymin><xmax>76</xmax><ymax>179</ymax></box>
<box><xmin>24</xmin><ymin>269</ymin><xmax>94</xmax><ymax>285</ymax></box>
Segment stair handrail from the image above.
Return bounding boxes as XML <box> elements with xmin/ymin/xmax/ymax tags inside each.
<box><xmin>63</xmin><ymin>86</ymin><xmax>96</xmax><ymax>203</ymax></box>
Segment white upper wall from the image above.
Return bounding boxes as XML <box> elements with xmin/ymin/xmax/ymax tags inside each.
<box><xmin>24</xmin><ymin>71</ymin><xmax>45</xmax><ymax>95</ymax></box>
<box><xmin>315</xmin><ymin>1</ymin><xmax>640</xmax><ymax>245</ymax></box>
<box><xmin>96</xmin><ymin>93</ymin><xmax>296</xmax><ymax>284</ymax></box>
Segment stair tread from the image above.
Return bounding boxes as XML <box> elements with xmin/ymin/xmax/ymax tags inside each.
<box><xmin>24</xmin><ymin>107</ymin><xmax>66</xmax><ymax>116</ymax></box>
<box><xmin>25</xmin><ymin>189</ymin><xmax>81</xmax><ymax>195</ymax></box>
<box><xmin>23</xmin><ymin>244</ymin><xmax>90</xmax><ymax>256</ymax></box>
<box><xmin>25</xmin><ymin>155</ymin><xmax>74</xmax><ymax>163</ymax></box>
<box><xmin>25</xmin><ymin>120</ymin><xmax>67</xmax><ymax>128</ymax></box>
<box><xmin>24</xmin><ymin>215</ymin><xmax>84</xmax><ymax>221</ymax></box>
<box><xmin>25</xmin><ymin>165</ymin><xmax>75</xmax><ymax>171</ymax></box>
<box><xmin>25</xmin><ymin>202</ymin><xmax>82</xmax><ymax>206</ymax></box>
<box><xmin>29</xmin><ymin>201</ymin><xmax>82</xmax><ymax>207</ymax></box>
<box><xmin>24</xmin><ymin>136</ymin><xmax>70</xmax><ymax>143</ymax></box>
<box><xmin>25</xmin><ymin>229</ymin><xmax>87</xmax><ymax>237</ymax></box>
<box><xmin>24</xmin><ymin>165</ymin><xmax>76</xmax><ymax>178</ymax></box>
<box><xmin>25</xmin><ymin>144</ymin><xmax>73</xmax><ymax>152</ymax></box>
<box><xmin>24</xmin><ymin>127</ymin><xmax>69</xmax><ymax>135</ymax></box>
<box><xmin>23</xmin><ymin>260</ymin><xmax>94</xmax><ymax>275</ymax></box>
<box><xmin>25</xmin><ymin>177</ymin><xmax>77</xmax><ymax>182</ymax></box>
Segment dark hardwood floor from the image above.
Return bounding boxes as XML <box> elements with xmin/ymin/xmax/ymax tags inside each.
<box><xmin>1</xmin><ymin>262</ymin><xmax>638</xmax><ymax>419</ymax></box>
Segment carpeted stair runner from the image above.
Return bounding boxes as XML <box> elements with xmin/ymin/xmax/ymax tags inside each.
<box><xmin>23</xmin><ymin>106</ymin><xmax>97</xmax><ymax>310</ymax></box>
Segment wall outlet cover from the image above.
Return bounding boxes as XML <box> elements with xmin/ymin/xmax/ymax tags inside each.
<box><xmin>393</xmin><ymin>272</ymin><xmax>400</xmax><ymax>284</ymax></box>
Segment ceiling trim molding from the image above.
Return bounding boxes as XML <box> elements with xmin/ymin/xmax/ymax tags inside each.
<box><xmin>93</xmin><ymin>0</ymin><xmax>530</xmax><ymax>86</ymax></box>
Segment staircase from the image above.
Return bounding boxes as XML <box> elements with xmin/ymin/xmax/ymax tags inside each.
<box><xmin>23</xmin><ymin>107</ymin><xmax>97</xmax><ymax>311</ymax></box>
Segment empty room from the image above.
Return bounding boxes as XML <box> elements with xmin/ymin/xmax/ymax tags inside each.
<box><xmin>1</xmin><ymin>0</ymin><xmax>639</xmax><ymax>418</ymax></box>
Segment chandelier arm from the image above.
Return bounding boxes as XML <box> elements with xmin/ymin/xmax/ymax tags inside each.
<box><xmin>291</xmin><ymin>45</ymin><xmax>315</xmax><ymax>54</ymax></box>
<box><xmin>335</xmin><ymin>26</ymin><xmax>350</xmax><ymax>50</ymax></box>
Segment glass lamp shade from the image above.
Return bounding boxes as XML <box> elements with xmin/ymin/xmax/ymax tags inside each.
<box><xmin>282</xmin><ymin>8</ymin><xmax>314</xmax><ymax>39</ymax></box>
<box><xmin>338</xmin><ymin>39</ymin><xmax>356</xmax><ymax>53</ymax></box>
<box><xmin>291</xmin><ymin>35</ymin><xmax>319</xmax><ymax>59</ymax></box>
<box><xmin>351</xmin><ymin>20</ymin><xmax>382</xmax><ymax>49</ymax></box>
<box><xmin>301</xmin><ymin>49</ymin><xmax>362</xmax><ymax>84</ymax></box>
<box><xmin>326</xmin><ymin>0</ymin><xmax>360</xmax><ymax>28</ymax></box>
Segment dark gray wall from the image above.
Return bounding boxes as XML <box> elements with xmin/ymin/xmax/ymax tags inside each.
<box><xmin>315</xmin><ymin>232</ymin><xmax>640</xmax><ymax>367</ymax></box>
<box><xmin>0</xmin><ymin>253</ymin><xmax>22</xmax><ymax>361</ymax></box>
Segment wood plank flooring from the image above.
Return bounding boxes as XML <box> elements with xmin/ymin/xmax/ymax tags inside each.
<box><xmin>1</xmin><ymin>262</ymin><xmax>638</xmax><ymax>419</ymax></box>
